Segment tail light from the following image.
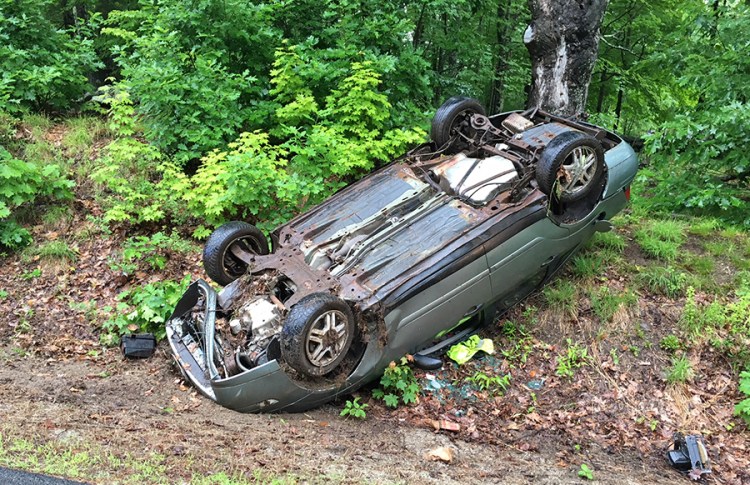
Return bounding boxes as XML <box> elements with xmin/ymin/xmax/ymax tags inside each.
<box><xmin>624</xmin><ymin>185</ymin><xmax>631</xmax><ymax>202</ymax></box>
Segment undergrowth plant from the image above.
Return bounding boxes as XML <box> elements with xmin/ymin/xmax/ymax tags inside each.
<box><xmin>109</xmin><ymin>231</ymin><xmax>196</xmax><ymax>276</ymax></box>
<box><xmin>634</xmin><ymin>220</ymin><xmax>686</xmax><ymax>261</ymax></box>
<box><xmin>556</xmin><ymin>339</ymin><xmax>590</xmax><ymax>378</ymax></box>
<box><xmin>589</xmin><ymin>287</ymin><xmax>636</xmax><ymax>323</ymax></box>
<box><xmin>0</xmin><ymin>147</ymin><xmax>73</xmax><ymax>249</ymax></box>
<box><xmin>466</xmin><ymin>371</ymin><xmax>511</xmax><ymax>395</ymax></box>
<box><xmin>667</xmin><ymin>355</ymin><xmax>694</xmax><ymax>384</ymax></box>
<box><xmin>372</xmin><ymin>357</ymin><xmax>419</xmax><ymax>408</ymax></box>
<box><xmin>637</xmin><ymin>266</ymin><xmax>687</xmax><ymax>298</ymax></box>
<box><xmin>340</xmin><ymin>397</ymin><xmax>368</xmax><ymax>419</ymax></box>
<box><xmin>100</xmin><ymin>275</ymin><xmax>191</xmax><ymax>345</ymax></box>
<box><xmin>736</xmin><ymin>371</ymin><xmax>750</xmax><ymax>425</ymax></box>
<box><xmin>543</xmin><ymin>280</ymin><xmax>578</xmax><ymax>318</ymax></box>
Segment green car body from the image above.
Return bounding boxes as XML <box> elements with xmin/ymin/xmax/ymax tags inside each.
<box><xmin>166</xmin><ymin>105</ymin><xmax>638</xmax><ymax>413</ymax></box>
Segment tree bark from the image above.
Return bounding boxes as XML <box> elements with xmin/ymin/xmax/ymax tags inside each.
<box><xmin>524</xmin><ymin>0</ymin><xmax>609</xmax><ymax>116</ymax></box>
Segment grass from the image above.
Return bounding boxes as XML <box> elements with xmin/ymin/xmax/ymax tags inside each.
<box><xmin>637</xmin><ymin>266</ymin><xmax>687</xmax><ymax>298</ymax></box>
<box><xmin>21</xmin><ymin>240</ymin><xmax>78</xmax><ymax>265</ymax></box>
<box><xmin>543</xmin><ymin>279</ymin><xmax>578</xmax><ymax>318</ymax></box>
<box><xmin>571</xmin><ymin>253</ymin><xmax>603</xmax><ymax>278</ymax></box>
<box><xmin>0</xmin><ymin>431</ymin><xmax>337</xmax><ymax>485</ymax></box>
<box><xmin>687</xmin><ymin>218</ymin><xmax>721</xmax><ymax>237</ymax></box>
<box><xmin>590</xmin><ymin>231</ymin><xmax>626</xmax><ymax>252</ymax></box>
<box><xmin>61</xmin><ymin>117</ymin><xmax>109</xmax><ymax>154</ymax></box>
<box><xmin>589</xmin><ymin>287</ymin><xmax>636</xmax><ymax>323</ymax></box>
<box><xmin>634</xmin><ymin>220</ymin><xmax>686</xmax><ymax>261</ymax></box>
<box><xmin>666</xmin><ymin>355</ymin><xmax>694</xmax><ymax>384</ymax></box>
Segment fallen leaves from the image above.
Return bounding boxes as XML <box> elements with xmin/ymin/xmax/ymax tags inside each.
<box><xmin>425</xmin><ymin>446</ymin><xmax>454</xmax><ymax>463</ymax></box>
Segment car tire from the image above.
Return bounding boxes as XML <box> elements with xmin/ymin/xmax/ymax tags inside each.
<box><xmin>535</xmin><ymin>130</ymin><xmax>605</xmax><ymax>203</ymax></box>
<box><xmin>203</xmin><ymin>221</ymin><xmax>269</xmax><ymax>286</ymax></box>
<box><xmin>280</xmin><ymin>293</ymin><xmax>356</xmax><ymax>377</ymax></box>
<box><xmin>431</xmin><ymin>96</ymin><xmax>486</xmax><ymax>151</ymax></box>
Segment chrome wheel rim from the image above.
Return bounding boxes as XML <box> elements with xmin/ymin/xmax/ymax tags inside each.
<box><xmin>560</xmin><ymin>146</ymin><xmax>598</xmax><ymax>196</ymax></box>
<box><xmin>305</xmin><ymin>310</ymin><xmax>349</xmax><ymax>369</ymax></box>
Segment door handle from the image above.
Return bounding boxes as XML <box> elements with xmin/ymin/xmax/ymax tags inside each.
<box><xmin>463</xmin><ymin>304</ymin><xmax>482</xmax><ymax>317</ymax></box>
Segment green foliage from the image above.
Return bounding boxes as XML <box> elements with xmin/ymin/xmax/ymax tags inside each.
<box><xmin>590</xmin><ymin>287</ymin><xmax>636</xmax><ymax>323</ymax></box>
<box><xmin>556</xmin><ymin>339</ymin><xmax>590</xmax><ymax>378</ymax></box>
<box><xmin>634</xmin><ymin>220</ymin><xmax>685</xmax><ymax>261</ymax></box>
<box><xmin>666</xmin><ymin>355</ymin><xmax>694</xmax><ymax>384</ymax></box>
<box><xmin>110</xmin><ymin>231</ymin><xmax>195</xmax><ymax>276</ymax></box>
<box><xmin>637</xmin><ymin>266</ymin><xmax>687</xmax><ymax>298</ymax></box>
<box><xmin>165</xmin><ymin>60</ymin><xmax>424</xmax><ymax>234</ymax></box>
<box><xmin>0</xmin><ymin>146</ymin><xmax>73</xmax><ymax>249</ymax></box>
<box><xmin>736</xmin><ymin>371</ymin><xmax>750</xmax><ymax>425</ymax></box>
<box><xmin>466</xmin><ymin>371</ymin><xmax>511</xmax><ymax>395</ymax></box>
<box><xmin>660</xmin><ymin>335</ymin><xmax>681</xmax><ymax>352</ymax></box>
<box><xmin>25</xmin><ymin>240</ymin><xmax>78</xmax><ymax>264</ymax></box>
<box><xmin>372</xmin><ymin>357</ymin><xmax>419</xmax><ymax>408</ymax></box>
<box><xmin>0</xmin><ymin>0</ymin><xmax>101</xmax><ymax>112</ymax></box>
<box><xmin>340</xmin><ymin>397</ymin><xmax>368</xmax><ymax>420</ymax></box>
<box><xmin>571</xmin><ymin>253</ymin><xmax>603</xmax><ymax>279</ymax></box>
<box><xmin>104</xmin><ymin>0</ymin><xmax>278</xmax><ymax>160</ymax></box>
<box><xmin>637</xmin><ymin>4</ymin><xmax>750</xmax><ymax>226</ymax></box>
<box><xmin>543</xmin><ymin>280</ymin><xmax>577</xmax><ymax>318</ymax></box>
<box><xmin>100</xmin><ymin>275</ymin><xmax>191</xmax><ymax>345</ymax></box>
<box><xmin>578</xmin><ymin>463</ymin><xmax>594</xmax><ymax>480</ymax></box>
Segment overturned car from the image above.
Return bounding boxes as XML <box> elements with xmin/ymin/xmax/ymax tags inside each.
<box><xmin>166</xmin><ymin>97</ymin><xmax>638</xmax><ymax>412</ymax></box>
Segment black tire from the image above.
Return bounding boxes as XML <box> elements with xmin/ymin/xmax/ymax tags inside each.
<box><xmin>280</xmin><ymin>293</ymin><xmax>356</xmax><ymax>377</ymax></box>
<box><xmin>431</xmin><ymin>96</ymin><xmax>486</xmax><ymax>150</ymax></box>
<box><xmin>203</xmin><ymin>221</ymin><xmax>269</xmax><ymax>286</ymax></box>
<box><xmin>535</xmin><ymin>130</ymin><xmax>605</xmax><ymax>203</ymax></box>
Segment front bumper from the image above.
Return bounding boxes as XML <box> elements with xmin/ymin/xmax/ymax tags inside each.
<box><xmin>166</xmin><ymin>280</ymin><xmax>373</xmax><ymax>413</ymax></box>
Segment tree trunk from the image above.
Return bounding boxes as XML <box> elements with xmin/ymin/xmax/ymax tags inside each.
<box><xmin>524</xmin><ymin>0</ymin><xmax>609</xmax><ymax>116</ymax></box>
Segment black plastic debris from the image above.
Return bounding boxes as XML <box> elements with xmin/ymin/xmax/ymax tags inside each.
<box><xmin>121</xmin><ymin>333</ymin><xmax>157</xmax><ymax>358</ymax></box>
<box><xmin>667</xmin><ymin>433</ymin><xmax>711</xmax><ymax>480</ymax></box>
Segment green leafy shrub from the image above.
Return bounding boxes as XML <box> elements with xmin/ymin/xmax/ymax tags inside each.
<box><xmin>110</xmin><ymin>231</ymin><xmax>196</xmax><ymax>276</ymax></box>
<box><xmin>735</xmin><ymin>371</ymin><xmax>750</xmax><ymax>425</ymax></box>
<box><xmin>0</xmin><ymin>146</ymin><xmax>73</xmax><ymax>249</ymax></box>
<box><xmin>372</xmin><ymin>357</ymin><xmax>419</xmax><ymax>408</ymax></box>
<box><xmin>105</xmin><ymin>0</ymin><xmax>278</xmax><ymax>161</ymax></box>
<box><xmin>100</xmin><ymin>275</ymin><xmax>191</xmax><ymax>345</ymax></box>
<box><xmin>0</xmin><ymin>0</ymin><xmax>101</xmax><ymax>112</ymax></box>
<box><xmin>165</xmin><ymin>60</ymin><xmax>424</xmax><ymax>235</ymax></box>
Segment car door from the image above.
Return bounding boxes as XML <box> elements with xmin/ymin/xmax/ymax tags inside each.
<box><xmin>385</xmin><ymin>254</ymin><xmax>493</xmax><ymax>353</ymax></box>
<box><xmin>484</xmin><ymin>217</ymin><xmax>572</xmax><ymax>309</ymax></box>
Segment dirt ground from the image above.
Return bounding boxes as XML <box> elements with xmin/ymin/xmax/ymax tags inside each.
<box><xmin>0</xmin><ymin>346</ymin><xmax>685</xmax><ymax>484</ymax></box>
